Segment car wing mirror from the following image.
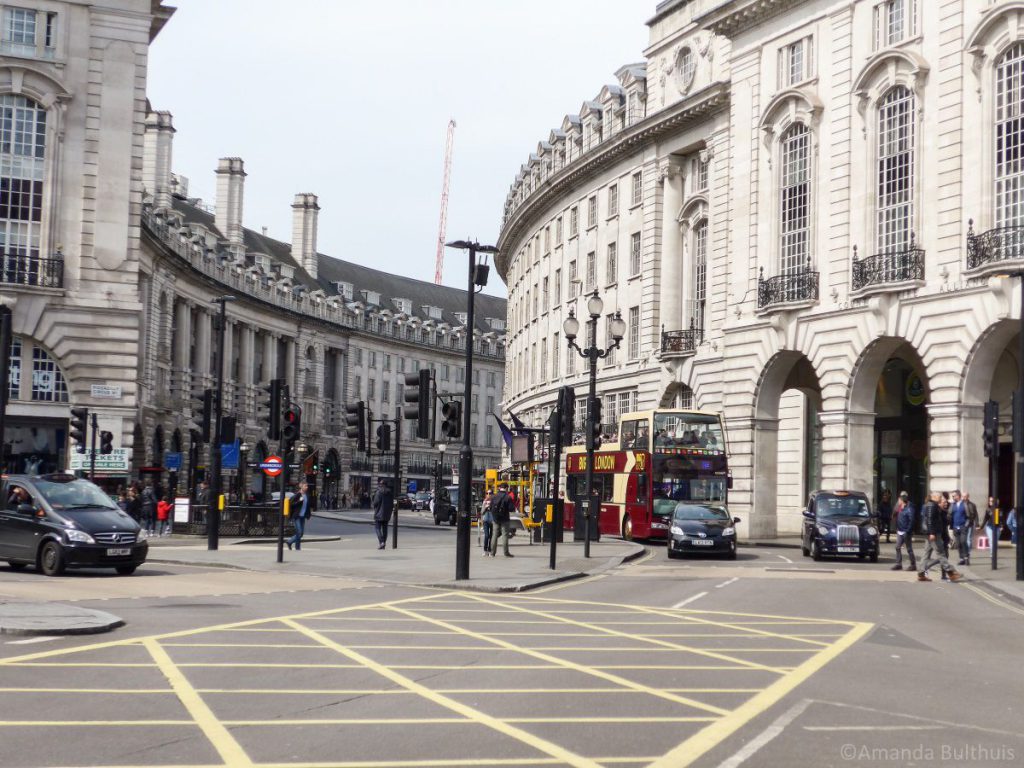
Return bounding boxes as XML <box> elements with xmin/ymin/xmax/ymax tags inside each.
<box><xmin>733</xmin><ymin>517</ymin><xmax>741</xmax><ymax>524</ymax></box>
<box><xmin>802</xmin><ymin>509</ymin><xmax>815</xmax><ymax>518</ymax></box>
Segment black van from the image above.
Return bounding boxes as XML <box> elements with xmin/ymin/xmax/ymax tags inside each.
<box><xmin>0</xmin><ymin>474</ymin><xmax>149</xmax><ymax>576</ymax></box>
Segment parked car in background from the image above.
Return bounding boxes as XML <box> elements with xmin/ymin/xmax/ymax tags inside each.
<box><xmin>395</xmin><ymin>493</ymin><xmax>412</xmax><ymax>510</ymax></box>
<box><xmin>413</xmin><ymin>491</ymin><xmax>432</xmax><ymax>511</ymax></box>
<box><xmin>0</xmin><ymin>474</ymin><xmax>149</xmax><ymax>576</ymax></box>
<box><xmin>433</xmin><ymin>486</ymin><xmax>458</xmax><ymax>526</ymax></box>
<box><xmin>802</xmin><ymin>490</ymin><xmax>879</xmax><ymax>562</ymax></box>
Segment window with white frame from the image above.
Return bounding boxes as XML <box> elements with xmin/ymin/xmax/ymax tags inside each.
<box><xmin>382</xmin><ymin>382</ymin><xmax>390</xmax><ymax>403</ymax></box>
<box><xmin>587</xmin><ymin>196</ymin><xmax>597</xmax><ymax>228</ymax></box>
<box><xmin>608</xmin><ymin>184</ymin><xmax>619</xmax><ymax>216</ymax></box>
<box><xmin>692</xmin><ymin>220</ymin><xmax>708</xmax><ymax>329</ymax></box>
<box><xmin>353</xmin><ymin>375</ymin><xmax>362</xmax><ymax>398</ymax></box>
<box><xmin>606</xmin><ymin>241</ymin><xmax>617</xmax><ymax>284</ymax></box>
<box><xmin>368</xmin><ymin>378</ymin><xmax>376</xmax><ymax>399</ymax></box>
<box><xmin>778</xmin><ymin>37</ymin><xmax>813</xmax><ymax>88</ymax></box>
<box><xmin>628</xmin><ymin>306</ymin><xmax>640</xmax><ymax>360</ymax></box>
<box><xmin>0</xmin><ymin>94</ymin><xmax>46</xmax><ymax>280</ymax></box>
<box><xmin>1</xmin><ymin>7</ymin><xmax>54</xmax><ymax>59</ymax></box>
<box><xmin>568</xmin><ymin>344</ymin><xmax>576</xmax><ymax>374</ymax></box>
<box><xmin>574</xmin><ymin>397</ymin><xmax>587</xmax><ymax>432</ymax></box>
<box><xmin>779</xmin><ymin>123</ymin><xmax>811</xmax><ymax>274</ymax></box>
<box><xmin>555</xmin><ymin>215</ymin><xmax>563</xmax><ymax>244</ymax></box>
<box><xmin>630</xmin><ymin>232</ymin><xmax>642</xmax><ymax>275</ymax></box>
<box><xmin>586</xmin><ymin>251</ymin><xmax>596</xmax><ymax>290</ymax></box>
<box><xmin>677</xmin><ymin>47</ymin><xmax>696</xmax><ymax>93</ymax></box>
<box><xmin>554</xmin><ymin>268</ymin><xmax>562</xmax><ymax>305</ymax></box>
<box><xmin>544</xmin><ymin>226</ymin><xmax>550</xmax><ymax>253</ymax></box>
<box><xmin>694</xmin><ymin>156</ymin><xmax>709</xmax><ymax>192</ymax></box>
<box><xmin>8</xmin><ymin>337</ymin><xmax>20</xmax><ymax>400</ymax></box>
<box><xmin>542</xmin><ymin>276</ymin><xmax>549</xmax><ymax>312</ymax></box>
<box><xmin>605</xmin><ymin>315</ymin><xmax>618</xmax><ymax>364</ymax></box>
<box><xmin>877</xmin><ymin>86</ymin><xmax>915</xmax><ymax>253</ymax></box>
<box><xmin>675</xmin><ymin>385</ymin><xmax>694</xmax><ymax>409</ymax></box>
<box><xmin>532</xmin><ymin>283</ymin><xmax>538</xmax><ymax>316</ymax></box>
<box><xmin>873</xmin><ymin>0</ymin><xmax>916</xmax><ymax>50</ymax></box>
<box><xmin>631</xmin><ymin>171</ymin><xmax>643</xmax><ymax>206</ymax></box>
<box><xmin>570</xmin><ymin>206</ymin><xmax>579</xmax><ymax>237</ymax></box>
<box><xmin>552</xmin><ymin>332</ymin><xmax>559</xmax><ymax>377</ymax></box>
<box><xmin>569</xmin><ymin>259</ymin><xmax>578</xmax><ymax>294</ymax></box>
<box><xmin>996</xmin><ymin>43</ymin><xmax>1024</xmax><ymax>231</ymax></box>
<box><xmin>540</xmin><ymin>340</ymin><xmax>547</xmax><ymax>380</ymax></box>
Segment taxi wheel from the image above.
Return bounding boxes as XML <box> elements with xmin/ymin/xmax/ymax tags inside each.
<box><xmin>869</xmin><ymin>552</ymin><xmax>879</xmax><ymax>563</ymax></box>
<box><xmin>811</xmin><ymin>539</ymin><xmax>823</xmax><ymax>562</ymax></box>
<box><xmin>39</xmin><ymin>541</ymin><xmax>66</xmax><ymax>577</ymax></box>
<box><xmin>622</xmin><ymin>515</ymin><xmax>633</xmax><ymax>541</ymax></box>
<box><xmin>116</xmin><ymin>565</ymin><xmax>138</xmax><ymax>575</ymax></box>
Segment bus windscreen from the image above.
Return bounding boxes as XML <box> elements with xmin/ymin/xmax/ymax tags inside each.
<box><xmin>652</xmin><ymin>413</ymin><xmax>724</xmax><ymax>453</ymax></box>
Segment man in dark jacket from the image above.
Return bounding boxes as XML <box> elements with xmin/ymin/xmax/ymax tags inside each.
<box><xmin>919</xmin><ymin>491</ymin><xmax>961</xmax><ymax>582</ymax></box>
<box><xmin>286</xmin><ymin>482</ymin><xmax>311</xmax><ymax>551</ymax></box>
<box><xmin>140</xmin><ymin>482</ymin><xmax>158</xmax><ymax>535</ymax></box>
<box><xmin>892</xmin><ymin>491</ymin><xmax>917</xmax><ymax>571</ymax></box>
<box><xmin>372</xmin><ymin>480</ymin><xmax>394</xmax><ymax>550</ymax></box>
<box><xmin>489</xmin><ymin>483</ymin><xmax>514</xmax><ymax>557</ymax></box>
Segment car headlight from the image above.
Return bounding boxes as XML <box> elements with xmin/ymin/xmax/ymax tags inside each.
<box><xmin>817</xmin><ymin>525</ymin><xmax>830</xmax><ymax>537</ymax></box>
<box><xmin>65</xmin><ymin>529</ymin><xmax>96</xmax><ymax>544</ymax></box>
<box><xmin>670</xmin><ymin>525</ymin><xmax>684</xmax><ymax>536</ymax></box>
<box><xmin>866</xmin><ymin>526</ymin><xmax>878</xmax><ymax>537</ymax></box>
<box><xmin>137</xmin><ymin>528</ymin><xmax>149</xmax><ymax>541</ymax></box>
<box><xmin>722</xmin><ymin>527</ymin><xmax>735</xmax><ymax>537</ymax></box>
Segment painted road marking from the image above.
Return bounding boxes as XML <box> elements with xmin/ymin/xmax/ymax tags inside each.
<box><xmin>962</xmin><ymin>582</ymin><xmax>1024</xmax><ymax>617</ymax></box>
<box><xmin>716</xmin><ymin>577</ymin><xmax>740</xmax><ymax>588</ymax></box>
<box><xmin>715</xmin><ymin>698</ymin><xmax>812</xmax><ymax>768</ymax></box>
<box><xmin>673</xmin><ymin>591</ymin><xmax>708</xmax><ymax>608</ymax></box>
<box><xmin>5</xmin><ymin>636</ymin><xmax>61</xmax><ymax>645</ymax></box>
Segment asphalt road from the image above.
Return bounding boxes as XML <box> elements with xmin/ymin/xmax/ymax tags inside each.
<box><xmin>2</xmin><ymin>523</ymin><xmax>1023</xmax><ymax>768</ymax></box>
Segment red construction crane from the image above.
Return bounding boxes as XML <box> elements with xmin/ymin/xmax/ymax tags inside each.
<box><xmin>434</xmin><ymin>119</ymin><xmax>456</xmax><ymax>285</ymax></box>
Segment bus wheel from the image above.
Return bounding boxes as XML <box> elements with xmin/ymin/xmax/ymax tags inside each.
<box><xmin>621</xmin><ymin>515</ymin><xmax>633</xmax><ymax>541</ymax></box>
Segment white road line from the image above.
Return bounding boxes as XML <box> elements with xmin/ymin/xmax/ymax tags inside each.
<box><xmin>715</xmin><ymin>698</ymin><xmax>812</xmax><ymax>768</ymax></box>
<box><xmin>777</xmin><ymin>554</ymin><xmax>793</xmax><ymax>564</ymax></box>
<box><xmin>673</xmin><ymin>592</ymin><xmax>708</xmax><ymax>609</ymax></box>
<box><xmin>715</xmin><ymin>577</ymin><xmax>739</xmax><ymax>589</ymax></box>
<box><xmin>803</xmin><ymin>725</ymin><xmax>943</xmax><ymax>732</ymax></box>
<box><xmin>6</xmin><ymin>636</ymin><xmax>61</xmax><ymax>645</ymax></box>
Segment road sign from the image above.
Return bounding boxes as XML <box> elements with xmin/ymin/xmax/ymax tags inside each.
<box><xmin>221</xmin><ymin>440</ymin><xmax>240</xmax><ymax>471</ymax></box>
<box><xmin>260</xmin><ymin>455</ymin><xmax>284</xmax><ymax>477</ymax></box>
<box><xmin>164</xmin><ymin>452</ymin><xmax>182</xmax><ymax>471</ymax></box>
<box><xmin>408</xmin><ymin>480</ymin><xmax>418</xmax><ymax>493</ymax></box>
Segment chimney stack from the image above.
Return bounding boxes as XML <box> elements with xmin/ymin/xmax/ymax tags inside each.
<box><xmin>215</xmin><ymin>157</ymin><xmax>246</xmax><ymax>247</ymax></box>
<box><xmin>291</xmin><ymin>193</ymin><xmax>320</xmax><ymax>279</ymax></box>
<box><xmin>143</xmin><ymin>111</ymin><xmax>175</xmax><ymax>210</ymax></box>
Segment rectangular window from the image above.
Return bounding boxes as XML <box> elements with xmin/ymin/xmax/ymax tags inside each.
<box><xmin>8</xmin><ymin>337</ymin><xmax>20</xmax><ymax>400</ymax></box>
<box><xmin>552</xmin><ymin>332</ymin><xmax>559</xmax><ymax>377</ymax></box>
<box><xmin>485</xmin><ymin>425</ymin><xmax>493</xmax><ymax>447</ymax></box>
<box><xmin>877</xmin><ymin>88</ymin><xmax>915</xmax><ymax>253</ymax></box>
<box><xmin>554</xmin><ymin>268</ymin><xmax>562</xmax><ymax>305</ymax></box>
<box><xmin>442</xmin><ymin>364</ymin><xmax>449</xmax><ymax>381</ymax></box>
<box><xmin>540</xmin><ymin>341</ymin><xmax>548</xmax><ymax>381</ymax></box>
<box><xmin>488</xmin><ymin>371</ymin><xmax>496</xmax><ymax>388</ymax></box>
<box><xmin>383</xmin><ymin>353</ymin><xmax>391</xmax><ymax>371</ymax></box>
<box><xmin>630</xmin><ymin>232</ymin><xmax>642</xmax><ymax>275</ymax></box>
<box><xmin>542</xmin><ymin>276</ymin><xmax>549</xmax><ymax>311</ymax></box>
<box><xmin>628</xmin><ymin>306</ymin><xmax>640</xmax><ymax>360</ymax></box>
<box><xmin>368</xmin><ymin>351</ymin><xmax>376</xmax><ymax>368</ymax></box>
<box><xmin>875</xmin><ymin>0</ymin><xmax>914</xmax><ymax>49</ymax></box>
<box><xmin>569</xmin><ymin>260</ymin><xmax>578</xmax><ymax>295</ymax></box>
<box><xmin>605</xmin><ymin>315</ymin><xmax>617</xmax><ymax>365</ymax></box>
<box><xmin>574</xmin><ymin>397</ymin><xmax>587</xmax><ymax>432</ymax></box>
<box><xmin>544</xmin><ymin>226</ymin><xmax>550</xmax><ymax>253</ymax></box>
<box><xmin>631</xmin><ymin>171</ymin><xmax>643</xmax><ymax>206</ymax></box>
<box><xmin>693</xmin><ymin>222</ymin><xmax>708</xmax><ymax>329</ymax></box>
<box><xmin>587</xmin><ymin>195</ymin><xmax>597</xmax><ymax>228</ymax></box>
<box><xmin>695</xmin><ymin>156</ymin><xmax>709</xmax><ymax>191</ymax></box>
<box><xmin>487</xmin><ymin>396</ymin><xmax>495</xmax><ymax>413</ymax></box>
<box><xmin>533</xmin><ymin>283</ymin><xmax>539</xmax><ymax>316</ymax></box>
<box><xmin>780</xmin><ymin>126</ymin><xmax>811</xmax><ymax>274</ymax></box>
<box><xmin>568</xmin><ymin>344</ymin><xmax>576</xmax><ymax>374</ymax></box>
<box><xmin>556</xmin><ymin>216</ymin><xmax>563</xmax><ymax>243</ymax></box>
<box><xmin>382</xmin><ymin>382</ymin><xmax>390</xmax><ymax>403</ymax></box>
<box><xmin>608</xmin><ymin>184</ymin><xmax>619</xmax><ymax>216</ymax></box>
<box><xmin>606</xmin><ymin>241</ymin><xmax>617</xmax><ymax>284</ymax></box>
<box><xmin>472</xmin><ymin>394</ymin><xmax>479</xmax><ymax>412</ymax></box>
<box><xmin>3</xmin><ymin>8</ymin><xmax>36</xmax><ymax>54</ymax></box>
<box><xmin>779</xmin><ymin>36</ymin><xmax>814</xmax><ymax>87</ymax></box>
<box><xmin>368</xmin><ymin>378</ymin><xmax>376</xmax><ymax>399</ymax></box>
<box><xmin>570</xmin><ymin>206</ymin><xmax>579</xmax><ymax>237</ymax></box>
<box><xmin>586</xmin><ymin>251</ymin><xmax>596</xmax><ymax>290</ymax></box>
<box><xmin>44</xmin><ymin>12</ymin><xmax>55</xmax><ymax>50</ymax></box>
<box><xmin>354</xmin><ymin>375</ymin><xmax>362</xmax><ymax>398</ymax></box>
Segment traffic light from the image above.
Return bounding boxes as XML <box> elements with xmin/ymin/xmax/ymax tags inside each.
<box><xmin>586</xmin><ymin>396</ymin><xmax>603</xmax><ymax>451</ymax></box>
<box><xmin>559</xmin><ymin>385</ymin><xmax>576</xmax><ymax>446</ymax></box>
<box><xmin>1013</xmin><ymin>393</ymin><xmax>1024</xmax><ymax>455</ymax></box>
<box><xmin>99</xmin><ymin>430</ymin><xmax>114</xmax><ymax>455</ymax></box>
<box><xmin>376</xmin><ymin>423</ymin><xmax>392</xmax><ymax>452</ymax></box>
<box><xmin>260</xmin><ymin>379</ymin><xmax>283</xmax><ymax>440</ymax></box>
<box><xmin>346</xmin><ymin>401</ymin><xmax>366</xmax><ymax>452</ymax></box>
<box><xmin>191</xmin><ymin>388</ymin><xmax>212</xmax><ymax>443</ymax></box>
<box><xmin>282</xmin><ymin>405</ymin><xmax>302</xmax><ymax>451</ymax></box>
<box><xmin>984</xmin><ymin>399</ymin><xmax>999</xmax><ymax>458</ymax></box>
<box><xmin>69</xmin><ymin>406</ymin><xmax>89</xmax><ymax>454</ymax></box>
<box><xmin>441</xmin><ymin>400</ymin><xmax>461</xmax><ymax>440</ymax></box>
<box><xmin>403</xmin><ymin>370</ymin><xmax>431</xmax><ymax>439</ymax></box>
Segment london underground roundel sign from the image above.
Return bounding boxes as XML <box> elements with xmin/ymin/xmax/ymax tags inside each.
<box><xmin>260</xmin><ymin>455</ymin><xmax>284</xmax><ymax>477</ymax></box>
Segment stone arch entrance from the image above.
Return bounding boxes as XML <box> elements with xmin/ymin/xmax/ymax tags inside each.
<box><xmin>848</xmin><ymin>337</ymin><xmax>931</xmax><ymax>512</ymax></box>
<box><xmin>752</xmin><ymin>351</ymin><xmax>823</xmax><ymax>537</ymax></box>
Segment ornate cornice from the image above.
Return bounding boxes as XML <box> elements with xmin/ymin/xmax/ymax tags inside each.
<box><xmin>496</xmin><ymin>81</ymin><xmax>730</xmax><ymax>278</ymax></box>
<box><xmin>694</xmin><ymin>0</ymin><xmax>811</xmax><ymax>38</ymax></box>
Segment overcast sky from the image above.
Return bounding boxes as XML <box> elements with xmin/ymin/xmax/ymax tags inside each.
<box><xmin>147</xmin><ymin>1</ymin><xmax>655</xmax><ymax>298</ymax></box>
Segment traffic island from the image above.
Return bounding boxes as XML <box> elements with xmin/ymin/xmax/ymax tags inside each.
<box><xmin>0</xmin><ymin>601</ymin><xmax>124</xmax><ymax>636</ymax></box>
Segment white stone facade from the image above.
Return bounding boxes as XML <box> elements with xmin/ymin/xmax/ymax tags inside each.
<box><xmin>497</xmin><ymin>0</ymin><xmax>1024</xmax><ymax>537</ymax></box>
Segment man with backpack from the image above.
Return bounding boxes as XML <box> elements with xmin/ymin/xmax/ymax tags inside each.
<box><xmin>892</xmin><ymin>490</ymin><xmax>917</xmax><ymax>571</ymax></box>
<box><xmin>488</xmin><ymin>482</ymin><xmax>514</xmax><ymax>557</ymax></box>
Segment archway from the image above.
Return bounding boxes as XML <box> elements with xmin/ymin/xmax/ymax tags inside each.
<box><xmin>752</xmin><ymin>352</ymin><xmax>823</xmax><ymax>536</ymax></box>
<box><xmin>848</xmin><ymin>337</ymin><xmax>930</xmax><ymax>512</ymax></box>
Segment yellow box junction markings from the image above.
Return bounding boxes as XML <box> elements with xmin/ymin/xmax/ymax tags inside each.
<box><xmin>0</xmin><ymin>590</ymin><xmax>870</xmax><ymax>768</ymax></box>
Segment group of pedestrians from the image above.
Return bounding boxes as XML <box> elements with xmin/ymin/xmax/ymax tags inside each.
<box><xmin>116</xmin><ymin>481</ymin><xmax>172</xmax><ymax>536</ymax></box>
<box><xmin>480</xmin><ymin>483</ymin><xmax>515</xmax><ymax>557</ymax></box>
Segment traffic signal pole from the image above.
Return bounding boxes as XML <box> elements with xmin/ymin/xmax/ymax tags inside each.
<box><xmin>89</xmin><ymin>413</ymin><xmax>98</xmax><ymax>482</ymax></box>
<box><xmin>392</xmin><ymin>407</ymin><xmax>401</xmax><ymax>550</ymax></box>
<box><xmin>455</xmin><ymin>246</ymin><xmax>478</xmax><ymax>581</ymax></box>
<box><xmin>208</xmin><ymin>296</ymin><xmax>234</xmax><ymax>551</ymax></box>
<box><xmin>548</xmin><ymin>406</ymin><xmax>564</xmax><ymax>571</ymax></box>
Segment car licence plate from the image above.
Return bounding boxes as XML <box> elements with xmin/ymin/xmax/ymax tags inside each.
<box><xmin>837</xmin><ymin>546</ymin><xmax>857</xmax><ymax>553</ymax></box>
<box><xmin>691</xmin><ymin>539</ymin><xmax>714</xmax><ymax>546</ymax></box>
<box><xmin>106</xmin><ymin>547</ymin><xmax>131</xmax><ymax>556</ymax></box>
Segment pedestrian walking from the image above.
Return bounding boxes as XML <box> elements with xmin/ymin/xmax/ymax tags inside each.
<box><xmin>964</xmin><ymin>493</ymin><xmax>979</xmax><ymax>551</ymax></box>
<box><xmin>126</xmin><ymin>486</ymin><xmax>141</xmax><ymax>523</ymax></box>
<box><xmin>950</xmin><ymin>490</ymin><xmax>976</xmax><ymax>566</ymax></box>
<box><xmin>489</xmin><ymin>482</ymin><xmax>514</xmax><ymax>557</ymax></box>
<box><xmin>371</xmin><ymin>480</ymin><xmax>394</xmax><ymax>550</ymax></box>
<box><xmin>982</xmin><ymin>496</ymin><xmax>998</xmax><ymax>548</ymax></box>
<box><xmin>892</xmin><ymin>491</ymin><xmax>917</xmax><ymax>572</ymax></box>
<box><xmin>140</xmin><ymin>482</ymin><xmax>157</xmax><ymax>535</ymax></box>
<box><xmin>878</xmin><ymin>489</ymin><xmax>893</xmax><ymax>543</ymax></box>
<box><xmin>156</xmin><ymin>495</ymin><xmax>172</xmax><ymax>537</ymax></box>
<box><xmin>480</xmin><ymin>491</ymin><xmax>495</xmax><ymax>554</ymax></box>
<box><xmin>918</xmin><ymin>491</ymin><xmax>961</xmax><ymax>582</ymax></box>
<box><xmin>1009</xmin><ymin>507</ymin><xmax>1019</xmax><ymax>546</ymax></box>
<box><xmin>286</xmin><ymin>482</ymin><xmax>311</xmax><ymax>551</ymax></box>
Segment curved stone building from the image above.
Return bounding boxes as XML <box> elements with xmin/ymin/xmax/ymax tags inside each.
<box><xmin>497</xmin><ymin>0</ymin><xmax>1022</xmax><ymax>536</ymax></box>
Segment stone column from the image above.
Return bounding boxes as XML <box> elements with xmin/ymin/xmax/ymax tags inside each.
<box><xmin>174</xmin><ymin>300</ymin><xmax>191</xmax><ymax>371</ymax></box>
<box><xmin>818</xmin><ymin>409</ymin><xmax>876</xmax><ymax>502</ymax></box>
<box><xmin>959</xmin><ymin>403</ymin><xmax>987</xmax><ymax>500</ymax></box>
<box><xmin>928</xmin><ymin>403</ymin><xmax>963</xmax><ymax>494</ymax></box>
<box><xmin>240</xmin><ymin>325</ymin><xmax>254</xmax><ymax>386</ymax></box>
<box><xmin>195</xmin><ymin>311</ymin><xmax>211</xmax><ymax>379</ymax></box>
<box><xmin>659</xmin><ymin>162</ymin><xmax>685</xmax><ymax>333</ymax></box>
<box><xmin>263</xmin><ymin>333</ymin><xmax>277</xmax><ymax>384</ymax></box>
<box><xmin>221</xmin><ymin>319</ymin><xmax>234</xmax><ymax>384</ymax></box>
<box><xmin>750</xmin><ymin>418</ymin><xmax>780</xmax><ymax>539</ymax></box>
<box><xmin>285</xmin><ymin>338</ymin><xmax>297</xmax><ymax>390</ymax></box>
<box><xmin>334</xmin><ymin>351</ymin><xmax>346</xmax><ymax>404</ymax></box>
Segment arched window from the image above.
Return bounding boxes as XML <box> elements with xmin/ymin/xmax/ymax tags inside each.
<box><xmin>779</xmin><ymin>124</ymin><xmax>810</xmax><ymax>274</ymax></box>
<box><xmin>877</xmin><ymin>86</ymin><xmax>915</xmax><ymax>252</ymax></box>
<box><xmin>28</xmin><ymin>342</ymin><xmax>67</xmax><ymax>402</ymax></box>
<box><xmin>996</xmin><ymin>43</ymin><xmax>1024</xmax><ymax>230</ymax></box>
<box><xmin>0</xmin><ymin>94</ymin><xmax>46</xmax><ymax>285</ymax></box>
<box><xmin>691</xmin><ymin>220</ymin><xmax>707</xmax><ymax>330</ymax></box>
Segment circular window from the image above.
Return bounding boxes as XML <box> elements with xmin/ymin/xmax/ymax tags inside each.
<box><xmin>676</xmin><ymin>47</ymin><xmax>696</xmax><ymax>93</ymax></box>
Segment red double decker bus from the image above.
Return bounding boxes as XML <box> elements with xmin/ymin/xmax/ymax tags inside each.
<box><xmin>563</xmin><ymin>408</ymin><xmax>729</xmax><ymax>540</ymax></box>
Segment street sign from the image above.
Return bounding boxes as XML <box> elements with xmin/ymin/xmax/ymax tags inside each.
<box><xmin>68</xmin><ymin>448</ymin><xmax>130</xmax><ymax>474</ymax></box>
<box><xmin>408</xmin><ymin>480</ymin><xmax>418</xmax><ymax>493</ymax></box>
<box><xmin>221</xmin><ymin>440</ymin><xmax>239</xmax><ymax>471</ymax></box>
<box><xmin>260</xmin><ymin>455</ymin><xmax>284</xmax><ymax>477</ymax></box>
<box><xmin>164</xmin><ymin>452</ymin><xmax>182</xmax><ymax>471</ymax></box>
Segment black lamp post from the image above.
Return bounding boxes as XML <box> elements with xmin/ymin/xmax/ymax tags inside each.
<box><xmin>208</xmin><ymin>294</ymin><xmax>236</xmax><ymax>550</ymax></box>
<box><xmin>445</xmin><ymin>239</ymin><xmax>498</xmax><ymax>581</ymax></box>
<box><xmin>563</xmin><ymin>289</ymin><xmax>626</xmax><ymax>557</ymax></box>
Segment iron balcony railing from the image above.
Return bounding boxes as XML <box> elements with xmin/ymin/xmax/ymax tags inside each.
<box><xmin>966</xmin><ymin>220</ymin><xmax>1024</xmax><ymax>269</ymax></box>
<box><xmin>661</xmin><ymin>322</ymin><xmax>703</xmax><ymax>355</ymax></box>
<box><xmin>758</xmin><ymin>265</ymin><xmax>819</xmax><ymax>309</ymax></box>
<box><xmin>1</xmin><ymin>251</ymin><xmax>64</xmax><ymax>289</ymax></box>
<box><xmin>351</xmin><ymin>457</ymin><xmax>373</xmax><ymax>472</ymax></box>
<box><xmin>851</xmin><ymin>238</ymin><xmax>925</xmax><ymax>290</ymax></box>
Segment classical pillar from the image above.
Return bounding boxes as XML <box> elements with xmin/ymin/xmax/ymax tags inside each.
<box><xmin>333</xmin><ymin>351</ymin><xmax>346</xmax><ymax>404</ymax></box>
<box><xmin>240</xmin><ymin>325</ymin><xmax>255</xmax><ymax>386</ymax></box>
<box><xmin>174</xmin><ymin>300</ymin><xmax>191</xmax><ymax>371</ymax></box>
<box><xmin>263</xmin><ymin>333</ymin><xmax>277</xmax><ymax>384</ymax></box>
<box><xmin>195</xmin><ymin>311</ymin><xmax>212</xmax><ymax>379</ymax></box>
<box><xmin>818</xmin><ymin>409</ymin><xmax>876</xmax><ymax>502</ymax></box>
<box><xmin>659</xmin><ymin>162</ymin><xmax>685</xmax><ymax>333</ymax></box>
<box><xmin>959</xmin><ymin>403</ymin><xmax>987</xmax><ymax>501</ymax></box>
<box><xmin>750</xmin><ymin>418</ymin><xmax>780</xmax><ymax>539</ymax></box>
<box><xmin>221</xmin><ymin>319</ymin><xmax>235</xmax><ymax>384</ymax></box>
<box><xmin>286</xmin><ymin>339</ymin><xmax>297</xmax><ymax>391</ymax></box>
<box><xmin>927</xmin><ymin>403</ymin><xmax>963</xmax><ymax>494</ymax></box>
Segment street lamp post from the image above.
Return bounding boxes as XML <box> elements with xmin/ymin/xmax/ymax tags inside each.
<box><xmin>563</xmin><ymin>290</ymin><xmax>626</xmax><ymax>558</ymax></box>
<box><xmin>208</xmin><ymin>295</ymin><xmax>236</xmax><ymax>551</ymax></box>
<box><xmin>238</xmin><ymin>441</ymin><xmax>250</xmax><ymax>505</ymax></box>
<box><xmin>445</xmin><ymin>239</ymin><xmax>498</xmax><ymax>581</ymax></box>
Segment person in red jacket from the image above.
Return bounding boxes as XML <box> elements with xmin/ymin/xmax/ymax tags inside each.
<box><xmin>156</xmin><ymin>495</ymin><xmax>173</xmax><ymax>537</ymax></box>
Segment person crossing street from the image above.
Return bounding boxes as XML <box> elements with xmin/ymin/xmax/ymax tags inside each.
<box><xmin>918</xmin><ymin>491</ymin><xmax>961</xmax><ymax>582</ymax></box>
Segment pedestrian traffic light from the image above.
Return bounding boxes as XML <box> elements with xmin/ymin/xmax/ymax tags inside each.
<box><xmin>69</xmin><ymin>406</ymin><xmax>89</xmax><ymax>454</ymax></box>
<box><xmin>586</xmin><ymin>396</ymin><xmax>603</xmax><ymax>451</ymax></box>
<box><xmin>282</xmin><ymin>405</ymin><xmax>302</xmax><ymax>450</ymax></box>
<box><xmin>99</xmin><ymin>430</ymin><xmax>114</xmax><ymax>455</ymax></box>
<box><xmin>191</xmin><ymin>388</ymin><xmax>212</xmax><ymax>443</ymax></box>
<box><xmin>376</xmin><ymin>423</ymin><xmax>392</xmax><ymax>452</ymax></box>
<box><xmin>403</xmin><ymin>369</ymin><xmax>431</xmax><ymax>439</ymax></box>
<box><xmin>984</xmin><ymin>399</ymin><xmax>1000</xmax><ymax>458</ymax></box>
<box><xmin>346</xmin><ymin>401</ymin><xmax>366</xmax><ymax>452</ymax></box>
<box><xmin>559</xmin><ymin>385</ymin><xmax>576</xmax><ymax>446</ymax></box>
<box><xmin>260</xmin><ymin>379</ymin><xmax>283</xmax><ymax>440</ymax></box>
<box><xmin>441</xmin><ymin>400</ymin><xmax>461</xmax><ymax>440</ymax></box>
<box><xmin>1013</xmin><ymin>392</ymin><xmax>1024</xmax><ymax>455</ymax></box>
